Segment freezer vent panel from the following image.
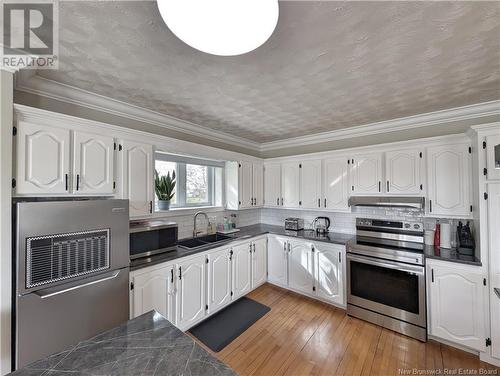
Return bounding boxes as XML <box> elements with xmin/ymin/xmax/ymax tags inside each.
<box><xmin>26</xmin><ymin>229</ymin><xmax>110</xmax><ymax>289</ymax></box>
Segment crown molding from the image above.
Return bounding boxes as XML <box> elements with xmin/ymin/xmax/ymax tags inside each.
<box><xmin>260</xmin><ymin>100</ymin><xmax>500</xmax><ymax>152</ymax></box>
<box><xmin>14</xmin><ymin>72</ymin><xmax>261</xmax><ymax>152</ymax></box>
<box><xmin>14</xmin><ymin>72</ymin><xmax>500</xmax><ymax>155</ymax></box>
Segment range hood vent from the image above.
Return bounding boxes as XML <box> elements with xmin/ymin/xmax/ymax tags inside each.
<box><xmin>348</xmin><ymin>196</ymin><xmax>425</xmax><ymax>211</ymax></box>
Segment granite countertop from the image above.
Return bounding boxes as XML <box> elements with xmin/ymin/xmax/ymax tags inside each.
<box><xmin>11</xmin><ymin>311</ymin><xmax>235</xmax><ymax>376</ymax></box>
<box><xmin>130</xmin><ymin>224</ymin><xmax>354</xmax><ymax>271</ymax></box>
<box><xmin>423</xmin><ymin>245</ymin><xmax>482</xmax><ymax>266</ymax></box>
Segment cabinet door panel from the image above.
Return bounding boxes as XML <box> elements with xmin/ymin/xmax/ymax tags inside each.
<box><xmin>429</xmin><ymin>265</ymin><xmax>486</xmax><ymax>351</ymax></box>
<box><xmin>267</xmin><ymin>236</ymin><xmax>287</xmax><ymax>286</ymax></box>
<box><xmin>74</xmin><ymin>131</ymin><xmax>114</xmax><ymax>194</ymax></box>
<box><xmin>132</xmin><ymin>266</ymin><xmax>174</xmax><ymax>323</ymax></box>
<box><xmin>239</xmin><ymin>161</ymin><xmax>253</xmax><ymax>208</ymax></box>
<box><xmin>208</xmin><ymin>249</ymin><xmax>232</xmax><ymax>314</ymax></box>
<box><xmin>301</xmin><ymin>160</ymin><xmax>322</xmax><ymax>209</ymax></box>
<box><xmin>253</xmin><ymin>163</ymin><xmax>264</xmax><ymax>207</ymax></box>
<box><xmin>315</xmin><ymin>244</ymin><xmax>344</xmax><ymax>306</ymax></box>
<box><xmin>486</xmin><ymin>134</ymin><xmax>500</xmax><ymax>180</ymax></box>
<box><xmin>264</xmin><ymin>163</ymin><xmax>281</xmax><ymax>207</ymax></box>
<box><xmin>16</xmin><ymin>121</ymin><xmax>70</xmax><ymax>195</ymax></box>
<box><xmin>427</xmin><ymin>144</ymin><xmax>471</xmax><ymax>216</ymax></box>
<box><xmin>281</xmin><ymin>162</ymin><xmax>300</xmax><ymax>208</ymax></box>
<box><xmin>288</xmin><ymin>240</ymin><xmax>314</xmax><ymax>295</ymax></box>
<box><xmin>350</xmin><ymin>153</ymin><xmax>383</xmax><ymax>194</ymax></box>
<box><xmin>252</xmin><ymin>238</ymin><xmax>267</xmax><ymax>288</ymax></box>
<box><xmin>122</xmin><ymin>141</ymin><xmax>153</xmax><ymax>217</ymax></box>
<box><xmin>177</xmin><ymin>256</ymin><xmax>206</xmax><ymax>329</ymax></box>
<box><xmin>323</xmin><ymin>157</ymin><xmax>349</xmax><ymax>210</ymax></box>
<box><xmin>385</xmin><ymin>149</ymin><xmax>422</xmax><ymax>195</ymax></box>
<box><xmin>488</xmin><ymin>184</ymin><xmax>500</xmax><ymax>359</ymax></box>
<box><xmin>232</xmin><ymin>243</ymin><xmax>252</xmax><ymax>299</ymax></box>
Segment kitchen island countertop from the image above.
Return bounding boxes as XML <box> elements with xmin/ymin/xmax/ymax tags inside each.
<box><xmin>11</xmin><ymin>310</ymin><xmax>236</xmax><ymax>376</ymax></box>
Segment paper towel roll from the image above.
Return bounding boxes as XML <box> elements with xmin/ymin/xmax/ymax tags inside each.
<box><xmin>440</xmin><ymin>223</ymin><xmax>451</xmax><ymax>248</ymax></box>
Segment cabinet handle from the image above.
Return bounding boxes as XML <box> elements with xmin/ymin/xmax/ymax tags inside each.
<box><xmin>65</xmin><ymin>174</ymin><xmax>69</xmax><ymax>191</ymax></box>
<box><xmin>281</xmin><ymin>198</ymin><xmax>283</xmax><ymax>206</ymax></box>
<box><xmin>179</xmin><ymin>266</ymin><xmax>182</xmax><ymax>280</ymax></box>
<box><xmin>431</xmin><ymin>268</ymin><xmax>434</xmax><ymax>283</ymax></box>
<box><xmin>324</xmin><ymin>198</ymin><xmax>327</xmax><ymax>208</ymax></box>
<box><xmin>150</xmin><ymin>201</ymin><xmax>153</xmax><ymax>213</ymax></box>
<box><xmin>494</xmin><ymin>288</ymin><xmax>500</xmax><ymax>300</ymax></box>
<box><xmin>352</xmin><ymin>185</ymin><xmax>354</xmax><ymax>191</ymax></box>
<box><xmin>76</xmin><ymin>174</ymin><xmax>80</xmax><ymax>191</ymax></box>
<box><xmin>429</xmin><ymin>200</ymin><xmax>432</xmax><ymax>212</ymax></box>
<box><xmin>170</xmin><ymin>269</ymin><xmax>174</xmax><ymax>283</ymax></box>
<box><xmin>249</xmin><ymin>244</ymin><xmax>252</xmax><ymax>254</ymax></box>
<box><xmin>253</xmin><ymin>243</ymin><xmax>256</xmax><ymax>253</ymax></box>
<box><xmin>387</xmin><ymin>181</ymin><xmax>389</xmax><ymax>192</ymax></box>
<box><xmin>277</xmin><ymin>198</ymin><xmax>279</xmax><ymax>206</ymax></box>
<box><xmin>318</xmin><ymin>198</ymin><xmax>320</xmax><ymax>208</ymax></box>
<box><xmin>378</xmin><ymin>181</ymin><xmax>381</xmax><ymax>192</ymax></box>
<box><xmin>339</xmin><ymin>252</ymin><xmax>341</xmax><ymax>263</ymax></box>
<box><xmin>288</xmin><ymin>242</ymin><xmax>291</xmax><ymax>253</ymax></box>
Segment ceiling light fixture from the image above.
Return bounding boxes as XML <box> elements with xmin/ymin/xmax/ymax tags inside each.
<box><xmin>157</xmin><ymin>0</ymin><xmax>279</xmax><ymax>56</ymax></box>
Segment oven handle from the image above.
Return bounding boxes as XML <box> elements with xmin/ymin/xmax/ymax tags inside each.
<box><xmin>347</xmin><ymin>253</ymin><xmax>424</xmax><ymax>275</ymax></box>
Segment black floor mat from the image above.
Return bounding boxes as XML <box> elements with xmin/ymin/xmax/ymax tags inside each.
<box><xmin>189</xmin><ymin>297</ymin><xmax>270</xmax><ymax>352</ymax></box>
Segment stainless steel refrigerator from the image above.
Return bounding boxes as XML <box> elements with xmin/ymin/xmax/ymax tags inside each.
<box><xmin>13</xmin><ymin>199</ymin><xmax>130</xmax><ymax>369</ymax></box>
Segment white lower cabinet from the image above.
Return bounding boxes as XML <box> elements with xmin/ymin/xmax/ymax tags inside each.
<box><xmin>314</xmin><ymin>243</ymin><xmax>344</xmax><ymax>306</ymax></box>
<box><xmin>427</xmin><ymin>260</ymin><xmax>487</xmax><ymax>352</ymax></box>
<box><xmin>252</xmin><ymin>238</ymin><xmax>268</xmax><ymax>288</ymax></box>
<box><xmin>207</xmin><ymin>248</ymin><xmax>232</xmax><ymax>314</ymax></box>
<box><xmin>288</xmin><ymin>239</ymin><xmax>314</xmax><ymax>295</ymax></box>
<box><xmin>267</xmin><ymin>235</ymin><xmax>288</xmax><ymax>287</ymax></box>
<box><xmin>267</xmin><ymin>235</ymin><xmax>345</xmax><ymax>308</ymax></box>
<box><xmin>232</xmin><ymin>243</ymin><xmax>252</xmax><ymax>299</ymax></box>
<box><xmin>176</xmin><ymin>255</ymin><xmax>207</xmax><ymax>330</ymax></box>
<box><xmin>130</xmin><ymin>264</ymin><xmax>176</xmax><ymax>324</ymax></box>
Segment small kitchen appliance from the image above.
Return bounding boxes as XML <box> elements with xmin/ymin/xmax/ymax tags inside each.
<box><xmin>313</xmin><ymin>216</ymin><xmax>330</xmax><ymax>234</ymax></box>
<box><xmin>285</xmin><ymin>217</ymin><xmax>304</xmax><ymax>231</ymax></box>
<box><xmin>457</xmin><ymin>221</ymin><xmax>475</xmax><ymax>255</ymax></box>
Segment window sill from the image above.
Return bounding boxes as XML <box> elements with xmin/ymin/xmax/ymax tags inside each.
<box><xmin>153</xmin><ymin>206</ymin><xmax>225</xmax><ymax>218</ymax></box>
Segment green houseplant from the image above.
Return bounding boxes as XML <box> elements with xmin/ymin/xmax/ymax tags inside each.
<box><xmin>155</xmin><ymin>170</ymin><xmax>176</xmax><ymax>210</ymax></box>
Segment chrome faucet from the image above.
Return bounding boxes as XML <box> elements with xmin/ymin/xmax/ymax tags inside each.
<box><xmin>193</xmin><ymin>211</ymin><xmax>209</xmax><ymax>238</ymax></box>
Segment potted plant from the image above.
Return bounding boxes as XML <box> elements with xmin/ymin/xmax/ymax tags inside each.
<box><xmin>155</xmin><ymin>170</ymin><xmax>176</xmax><ymax>210</ymax></box>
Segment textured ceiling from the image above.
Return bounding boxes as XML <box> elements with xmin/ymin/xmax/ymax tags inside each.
<box><xmin>37</xmin><ymin>1</ymin><xmax>500</xmax><ymax>143</ymax></box>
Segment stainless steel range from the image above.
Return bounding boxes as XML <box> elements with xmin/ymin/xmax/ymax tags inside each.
<box><xmin>347</xmin><ymin>218</ymin><xmax>427</xmax><ymax>341</ymax></box>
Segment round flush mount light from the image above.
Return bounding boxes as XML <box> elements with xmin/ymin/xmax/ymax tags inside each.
<box><xmin>157</xmin><ymin>0</ymin><xmax>279</xmax><ymax>56</ymax></box>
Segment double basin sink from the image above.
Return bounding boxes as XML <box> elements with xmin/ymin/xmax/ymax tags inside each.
<box><xmin>177</xmin><ymin>233</ymin><xmax>235</xmax><ymax>251</ymax></box>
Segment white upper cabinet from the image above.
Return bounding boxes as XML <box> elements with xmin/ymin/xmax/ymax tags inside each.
<box><xmin>15</xmin><ymin>121</ymin><xmax>71</xmax><ymax>195</ymax></box>
<box><xmin>300</xmin><ymin>160</ymin><xmax>322</xmax><ymax>209</ymax></box>
<box><xmin>207</xmin><ymin>248</ymin><xmax>232</xmax><ymax>314</ymax></box>
<box><xmin>349</xmin><ymin>153</ymin><xmax>383</xmax><ymax>195</ymax></box>
<box><xmin>253</xmin><ymin>163</ymin><xmax>264</xmax><ymax>207</ymax></box>
<box><xmin>73</xmin><ymin>131</ymin><xmax>114</xmax><ymax>195</ymax></box>
<box><xmin>314</xmin><ymin>243</ymin><xmax>344</xmax><ymax>307</ymax></box>
<box><xmin>131</xmin><ymin>264</ymin><xmax>175</xmax><ymax>324</ymax></box>
<box><xmin>428</xmin><ymin>261</ymin><xmax>487</xmax><ymax>352</ymax></box>
<box><xmin>264</xmin><ymin>163</ymin><xmax>281</xmax><ymax>207</ymax></box>
<box><xmin>232</xmin><ymin>243</ymin><xmax>252</xmax><ymax>299</ymax></box>
<box><xmin>287</xmin><ymin>239</ymin><xmax>314</xmax><ymax>295</ymax></box>
<box><xmin>239</xmin><ymin>161</ymin><xmax>253</xmax><ymax>208</ymax></box>
<box><xmin>385</xmin><ymin>149</ymin><xmax>423</xmax><ymax>195</ymax></box>
<box><xmin>122</xmin><ymin>140</ymin><xmax>153</xmax><ymax>218</ymax></box>
<box><xmin>281</xmin><ymin>162</ymin><xmax>300</xmax><ymax>208</ymax></box>
<box><xmin>267</xmin><ymin>235</ymin><xmax>288</xmax><ymax>287</ymax></box>
<box><xmin>323</xmin><ymin>157</ymin><xmax>349</xmax><ymax>211</ymax></box>
<box><xmin>252</xmin><ymin>238</ymin><xmax>267</xmax><ymax>288</ymax></box>
<box><xmin>427</xmin><ymin>143</ymin><xmax>471</xmax><ymax>217</ymax></box>
<box><xmin>486</xmin><ymin>134</ymin><xmax>500</xmax><ymax>180</ymax></box>
<box><xmin>176</xmin><ymin>255</ymin><xmax>206</xmax><ymax>330</ymax></box>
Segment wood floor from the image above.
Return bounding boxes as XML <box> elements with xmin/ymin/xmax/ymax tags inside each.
<box><xmin>192</xmin><ymin>283</ymin><xmax>500</xmax><ymax>376</ymax></box>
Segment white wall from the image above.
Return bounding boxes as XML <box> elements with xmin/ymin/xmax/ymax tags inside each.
<box><xmin>0</xmin><ymin>70</ymin><xmax>14</xmax><ymax>375</ymax></box>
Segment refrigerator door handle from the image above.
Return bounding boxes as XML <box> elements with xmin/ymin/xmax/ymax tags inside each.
<box><xmin>34</xmin><ymin>270</ymin><xmax>121</xmax><ymax>299</ymax></box>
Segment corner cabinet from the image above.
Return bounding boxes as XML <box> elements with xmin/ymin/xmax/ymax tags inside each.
<box><xmin>427</xmin><ymin>143</ymin><xmax>472</xmax><ymax>217</ymax></box>
<box><xmin>281</xmin><ymin>162</ymin><xmax>301</xmax><ymax>208</ymax></box>
<box><xmin>121</xmin><ymin>140</ymin><xmax>154</xmax><ymax>218</ymax></box>
<box><xmin>427</xmin><ymin>260</ymin><xmax>487</xmax><ymax>352</ymax></box>
<box><xmin>264</xmin><ymin>163</ymin><xmax>281</xmax><ymax>207</ymax></box>
<box><xmin>225</xmin><ymin>161</ymin><xmax>263</xmax><ymax>209</ymax></box>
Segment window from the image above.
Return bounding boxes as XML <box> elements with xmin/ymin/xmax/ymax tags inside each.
<box><xmin>155</xmin><ymin>153</ymin><xmax>223</xmax><ymax>210</ymax></box>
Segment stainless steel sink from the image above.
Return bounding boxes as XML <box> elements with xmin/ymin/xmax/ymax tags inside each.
<box><xmin>177</xmin><ymin>233</ymin><xmax>233</xmax><ymax>250</ymax></box>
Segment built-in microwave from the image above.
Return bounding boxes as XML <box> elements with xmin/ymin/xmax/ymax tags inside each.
<box><xmin>129</xmin><ymin>220</ymin><xmax>178</xmax><ymax>260</ymax></box>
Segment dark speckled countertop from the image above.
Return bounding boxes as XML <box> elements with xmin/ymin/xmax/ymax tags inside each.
<box><xmin>130</xmin><ymin>224</ymin><xmax>354</xmax><ymax>271</ymax></box>
<box><xmin>423</xmin><ymin>245</ymin><xmax>481</xmax><ymax>266</ymax></box>
<box><xmin>11</xmin><ymin>310</ymin><xmax>236</xmax><ymax>376</ymax></box>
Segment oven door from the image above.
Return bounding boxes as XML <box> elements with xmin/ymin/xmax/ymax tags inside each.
<box><xmin>347</xmin><ymin>252</ymin><xmax>426</xmax><ymax>327</ymax></box>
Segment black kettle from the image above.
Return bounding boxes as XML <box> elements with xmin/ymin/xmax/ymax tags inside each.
<box><xmin>313</xmin><ymin>217</ymin><xmax>330</xmax><ymax>234</ymax></box>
